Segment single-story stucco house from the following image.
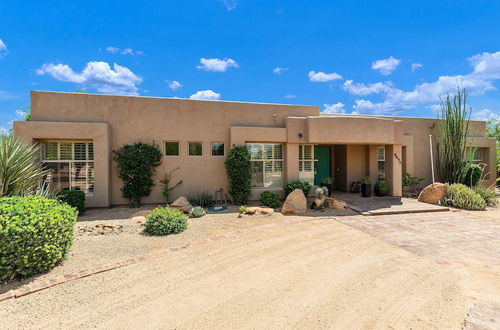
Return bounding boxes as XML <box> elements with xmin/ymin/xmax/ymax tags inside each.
<box><xmin>13</xmin><ymin>91</ymin><xmax>497</xmax><ymax>207</ymax></box>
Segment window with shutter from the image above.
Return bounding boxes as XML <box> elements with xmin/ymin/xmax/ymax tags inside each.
<box><xmin>40</xmin><ymin>141</ymin><xmax>95</xmax><ymax>193</ymax></box>
<box><xmin>247</xmin><ymin>143</ymin><xmax>284</xmax><ymax>188</ymax></box>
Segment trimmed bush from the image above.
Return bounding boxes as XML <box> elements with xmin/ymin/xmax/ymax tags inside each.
<box><xmin>190</xmin><ymin>206</ymin><xmax>206</xmax><ymax>218</ymax></box>
<box><xmin>284</xmin><ymin>180</ymin><xmax>312</xmax><ymax>197</ymax></box>
<box><xmin>259</xmin><ymin>191</ymin><xmax>281</xmax><ymax>208</ymax></box>
<box><xmin>446</xmin><ymin>184</ymin><xmax>486</xmax><ymax>210</ymax></box>
<box><xmin>57</xmin><ymin>190</ymin><xmax>85</xmax><ymax>215</ymax></box>
<box><xmin>0</xmin><ymin>196</ymin><xmax>77</xmax><ymax>281</ymax></box>
<box><xmin>474</xmin><ymin>186</ymin><xmax>497</xmax><ymax>206</ymax></box>
<box><xmin>225</xmin><ymin>146</ymin><xmax>252</xmax><ymax>205</ymax></box>
<box><xmin>144</xmin><ymin>207</ymin><xmax>188</xmax><ymax>235</ymax></box>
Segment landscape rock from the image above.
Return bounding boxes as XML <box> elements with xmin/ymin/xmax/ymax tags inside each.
<box><xmin>171</xmin><ymin>196</ymin><xmax>193</xmax><ymax>213</ymax></box>
<box><xmin>77</xmin><ymin>224</ymin><xmax>124</xmax><ymax>236</ymax></box>
<box><xmin>281</xmin><ymin>189</ymin><xmax>307</xmax><ymax>214</ymax></box>
<box><xmin>324</xmin><ymin>197</ymin><xmax>348</xmax><ymax>210</ymax></box>
<box><xmin>418</xmin><ymin>183</ymin><xmax>446</xmax><ymax>205</ymax></box>
<box><xmin>245</xmin><ymin>207</ymin><xmax>275</xmax><ymax>216</ymax></box>
<box><xmin>314</xmin><ymin>198</ymin><xmax>324</xmax><ymax>208</ymax></box>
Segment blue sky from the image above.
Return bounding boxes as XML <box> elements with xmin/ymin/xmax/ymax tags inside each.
<box><xmin>1</xmin><ymin>0</ymin><xmax>500</xmax><ymax>130</ymax></box>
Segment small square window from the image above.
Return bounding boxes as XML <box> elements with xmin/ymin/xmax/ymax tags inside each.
<box><xmin>165</xmin><ymin>141</ymin><xmax>179</xmax><ymax>156</ymax></box>
<box><xmin>188</xmin><ymin>142</ymin><xmax>203</xmax><ymax>156</ymax></box>
<box><xmin>211</xmin><ymin>142</ymin><xmax>225</xmax><ymax>156</ymax></box>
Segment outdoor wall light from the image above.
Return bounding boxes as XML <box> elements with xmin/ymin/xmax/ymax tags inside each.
<box><xmin>298</xmin><ymin>133</ymin><xmax>304</xmax><ymax>138</ymax></box>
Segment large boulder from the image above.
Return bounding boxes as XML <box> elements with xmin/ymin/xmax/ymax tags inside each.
<box><xmin>281</xmin><ymin>189</ymin><xmax>307</xmax><ymax>214</ymax></box>
<box><xmin>418</xmin><ymin>183</ymin><xmax>447</xmax><ymax>205</ymax></box>
<box><xmin>324</xmin><ymin>197</ymin><xmax>348</xmax><ymax>210</ymax></box>
<box><xmin>171</xmin><ymin>196</ymin><xmax>193</xmax><ymax>213</ymax></box>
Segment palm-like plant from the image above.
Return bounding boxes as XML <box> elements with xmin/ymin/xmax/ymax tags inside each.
<box><xmin>0</xmin><ymin>134</ymin><xmax>48</xmax><ymax>197</ymax></box>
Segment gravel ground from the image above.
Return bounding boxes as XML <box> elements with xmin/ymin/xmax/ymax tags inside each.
<box><xmin>0</xmin><ymin>217</ymin><xmax>469</xmax><ymax>329</ymax></box>
<box><xmin>1</xmin><ymin>205</ymin><xmax>355</xmax><ymax>294</ymax></box>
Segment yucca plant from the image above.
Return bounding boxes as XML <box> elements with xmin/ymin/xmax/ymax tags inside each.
<box><xmin>0</xmin><ymin>134</ymin><xmax>48</xmax><ymax>197</ymax></box>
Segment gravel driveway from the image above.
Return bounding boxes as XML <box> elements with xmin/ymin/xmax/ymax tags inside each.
<box><xmin>1</xmin><ymin>216</ymin><xmax>470</xmax><ymax>329</ymax></box>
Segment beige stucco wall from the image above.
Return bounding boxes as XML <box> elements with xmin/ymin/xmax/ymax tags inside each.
<box><xmin>13</xmin><ymin>121</ymin><xmax>111</xmax><ymax>207</ymax></box>
<box><xmin>24</xmin><ymin>91</ymin><xmax>319</xmax><ymax>206</ymax></box>
<box><xmin>13</xmin><ymin>91</ymin><xmax>496</xmax><ymax>206</ymax></box>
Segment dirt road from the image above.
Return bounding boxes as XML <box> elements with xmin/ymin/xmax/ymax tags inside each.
<box><xmin>0</xmin><ymin>217</ymin><xmax>469</xmax><ymax>329</ymax></box>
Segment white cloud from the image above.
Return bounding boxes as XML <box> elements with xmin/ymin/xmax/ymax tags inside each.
<box><xmin>105</xmin><ymin>46</ymin><xmax>143</xmax><ymax>56</ymax></box>
<box><xmin>36</xmin><ymin>61</ymin><xmax>142</xmax><ymax>95</ymax></box>
<box><xmin>0</xmin><ymin>39</ymin><xmax>7</xmax><ymax>58</ymax></box>
<box><xmin>308</xmin><ymin>70</ymin><xmax>343</xmax><ymax>82</ymax></box>
<box><xmin>473</xmin><ymin>108</ymin><xmax>499</xmax><ymax>123</ymax></box>
<box><xmin>220</xmin><ymin>0</ymin><xmax>237</xmax><ymax>11</ymax></box>
<box><xmin>189</xmin><ymin>90</ymin><xmax>221</xmax><ymax>100</ymax></box>
<box><xmin>342</xmin><ymin>80</ymin><xmax>395</xmax><ymax>96</ymax></box>
<box><xmin>273</xmin><ymin>67</ymin><xmax>288</xmax><ymax>75</ymax></box>
<box><xmin>284</xmin><ymin>94</ymin><xmax>296</xmax><ymax>99</ymax></box>
<box><xmin>371</xmin><ymin>56</ymin><xmax>401</xmax><ymax>75</ymax></box>
<box><xmin>197</xmin><ymin>57</ymin><xmax>238</xmax><ymax>72</ymax></box>
<box><xmin>105</xmin><ymin>46</ymin><xmax>119</xmax><ymax>54</ymax></box>
<box><xmin>167</xmin><ymin>80</ymin><xmax>182</xmax><ymax>90</ymax></box>
<box><xmin>322</xmin><ymin>103</ymin><xmax>345</xmax><ymax>114</ymax></box>
<box><xmin>346</xmin><ymin>51</ymin><xmax>500</xmax><ymax>115</ymax></box>
<box><xmin>411</xmin><ymin>63</ymin><xmax>423</xmax><ymax>72</ymax></box>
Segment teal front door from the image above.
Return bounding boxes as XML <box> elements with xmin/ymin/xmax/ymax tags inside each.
<box><xmin>314</xmin><ymin>146</ymin><xmax>331</xmax><ymax>186</ymax></box>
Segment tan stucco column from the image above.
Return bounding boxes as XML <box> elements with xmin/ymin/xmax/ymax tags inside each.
<box><xmin>286</xmin><ymin>143</ymin><xmax>299</xmax><ymax>183</ymax></box>
<box><xmin>367</xmin><ymin>145</ymin><xmax>379</xmax><ymax>187</ymax></box>
<box><xmin>386</xmin><ymin>144</ymin><xmax>403</xmax><ymax>197</ymax></box>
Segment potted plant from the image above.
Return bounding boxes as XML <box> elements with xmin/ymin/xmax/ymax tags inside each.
<box><xmin>374</xmin><ymin>180</ymin><xmax>389</xmax><ymax>197</ymax></box>
<box><xmin>361</xmin><ymin>176</ymin><xmax>372</xmax><ymax>197</ymax></box>
<box><xmin>402</xmin><ymin>173</ymin><xmax>425</xmax><ymax>197</ymax></box>
<box><xmin>320</xmin><ymin>177</ymin><xmax>333</xmax><ymax>197</ymax></box>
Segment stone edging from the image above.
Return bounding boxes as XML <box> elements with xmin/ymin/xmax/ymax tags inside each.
<box><xmin>0</xmin><ymin>216</ymin><xmax>328</xmax><ymax>302</ymax></box>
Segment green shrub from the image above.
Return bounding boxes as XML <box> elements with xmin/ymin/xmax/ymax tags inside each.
<box><xmin>0</xmin><ymin>134</ymin><xmax>47</xmax><ymax>197</ymax></box>
<box><xmin>0</xmin><ymin>196</ymin><xmax>77</xmax><ymax>281</ymax></box>
<box><xmin>361</xmin><ymin>176</ymin><xmax>372</xmax><ymax>185</ymax></box>
<box><xmin>160</xmin><ymin>167</ymin><xmax>183</xmax><ymax>203</ymax></box>
<box><xmin>259</xmin><ymin>191</ymin><xmax>281</xmax><ymax>208</ymax></box>
<box><xmin>460</xmin><ymin>162</ymin><xmax>482</xmax><ymax>187</ymax></box>
<box><xmin>474</xmin><ymin>186</ymin><xmax>497</xmax><ymax>206</ymax></box>
<box><xmin>375</xmin><ymin>180</ymin><xmax>389</xmax><ymax>190</ymax></box>
<box><xmin>225</xmin><ymin>146</ymin><xmax>252</xmax><ymax>205</ymax></box>
<box><xmin>113</xmin><ymin>142</ymin><xmax>162</xmax><ymax>208</ymax></box>
<box><xmin>188</xmin><ymin>191</ymin><xmax>213</xmax><ymax>207</ymax></box>
<box><xmin>190</xmin><ymin>206</ymin><xmax>206</xmax><ymax>218</ymax></box>
<box><xmin>321</xmin><ymin>177</ymin><xmax>333</xmax><ymax>184</ymax></box>
<box><xmin>284</xmin><ymin>180</ymin><xmax>312</xmax><ymax>197</ymax></box>
<box><xmin>57</xmin><ymin>190</ymin><xmax>85</xmax><ymax>214</ymax></box>
<box><xmin>446</xmin><ymin>184</ymin><xmax>486</xmax><ymax>210</ymax></box>
<box><xmin>144</xmin><ymin>207</ymin><xmax>188</xmax><ymax>235</ymax></box>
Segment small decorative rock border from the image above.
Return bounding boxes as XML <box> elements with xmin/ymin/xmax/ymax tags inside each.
<box><xmin>0</xmin><ymin>216</ymin><xmax>330</xmax><ymax>302</ymax></box>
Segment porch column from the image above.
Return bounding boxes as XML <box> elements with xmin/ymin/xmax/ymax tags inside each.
<box><xmin>367</xmin><ymin>145</ymin><xmax>379</xmax><ymax>187</ymax></box>
<box><xmin>386</xmin><ymin>144</ymin><xmax>403</xmax><ymax>197</ymax></box>
<box><xmin>286</xmin><ymin>143</ymin><xmax>299</xmax><ymax>183</ymax></box>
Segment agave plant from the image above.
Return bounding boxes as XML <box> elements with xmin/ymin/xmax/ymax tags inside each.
<box><xmin>0</xmin><ymin>134</ymin><xmax>49</xmax><ymax>197</ymax></box>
